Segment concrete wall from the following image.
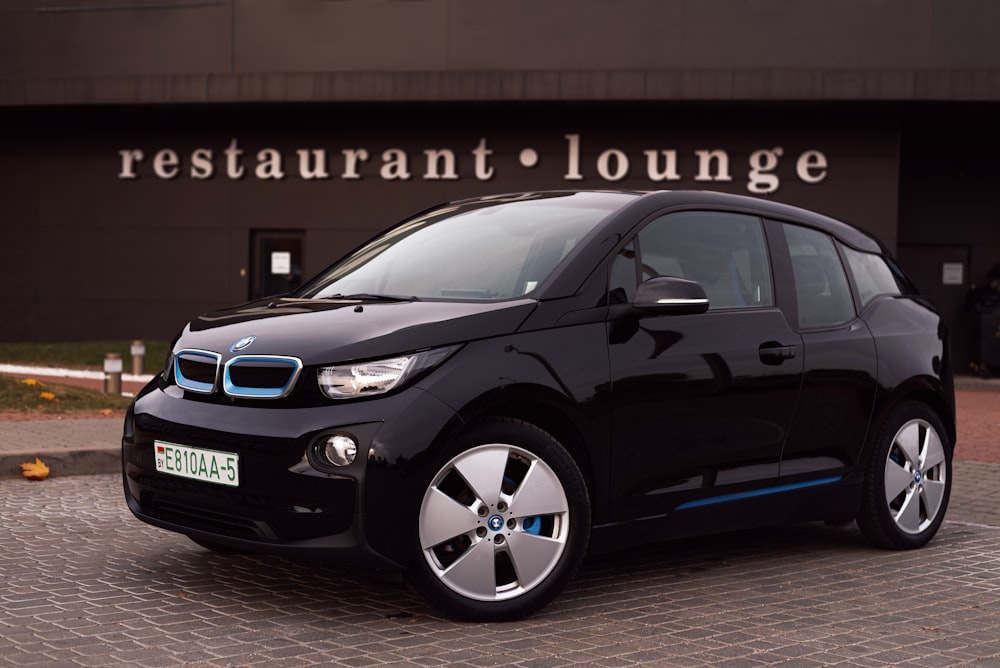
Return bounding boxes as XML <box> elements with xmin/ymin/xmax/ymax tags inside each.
<box><xmin>3</xmin><ymin>0</ymin><xmax>1000</xmax><ymax>105</ymax></box>
<box><xmin>1</xmin><ymin>1</ymin><xmax>997</xmax><ymax>363</ymax></box>
<box><xmin>897</xmin><ymin>106</ymin><xmax>1000</xmax><ymax>370</ymax></box>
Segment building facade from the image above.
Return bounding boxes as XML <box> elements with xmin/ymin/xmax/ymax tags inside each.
<box><xmin>2</xmin><ymin>0</ymin><xmax>999</xmax><ymax>371</ymax></box>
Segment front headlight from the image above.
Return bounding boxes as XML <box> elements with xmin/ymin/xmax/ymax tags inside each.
<box><xmin>317</xmin><ymin>345</ymin><xmax>460</xmax><ymax>399</ymax></box>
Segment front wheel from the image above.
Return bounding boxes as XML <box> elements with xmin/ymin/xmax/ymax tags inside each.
<box><xmin>411</xmin><ymin>418</ymin><xmax>590</xmax><ymax>621</ymax></box>
<box><xmin>857</xmin><ymin>402</ymin><xmax>952</xmax><ymax>550</ymax></box>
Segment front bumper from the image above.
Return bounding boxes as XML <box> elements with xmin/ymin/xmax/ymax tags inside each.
<box><xmin>122</xmin><ymin>381</ymin><xmax>458</xmax><ymax>572</ymax></box>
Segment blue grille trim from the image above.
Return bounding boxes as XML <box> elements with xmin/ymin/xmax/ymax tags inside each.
<box><xmin>223</xmin><ymin>355</ymin><xmax>303</xmax><ymax>399</ymax></box>
<box><xmin>174</xmin><ymin>349</ymin><xmax>221</xmax><ymax>394</ymax></box>
<box><xmin>675</xmin><ymin>476</ymin><xmax>843</xmax><ymax>510</ymax></box>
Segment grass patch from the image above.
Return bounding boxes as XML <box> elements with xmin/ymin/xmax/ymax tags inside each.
<box><xmin>0</xmin><ymin>341</ymin><xmax>170</xmax><ymax>372</ymax></box>
<box><xmin>0</xmin><ymin>375</ymin><xmax>133</xmax><ymax>416</ymax></box>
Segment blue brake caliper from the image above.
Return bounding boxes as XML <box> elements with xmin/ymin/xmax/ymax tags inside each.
<box><xmin>505</xmin><ymin>476</ymin><xmax>542</xmax><ymax>535</ymax></box>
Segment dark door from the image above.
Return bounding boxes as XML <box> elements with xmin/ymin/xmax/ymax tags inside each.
<box><xmin>768</xmin><ymin>221</ymin><xmax>877</xmax><ymax>480</ymax></box>
<box><xmin>608</xmin><ymin>211</ymin><xmax>803</xmax><ymax>520</ymax></box>
<box><xmin>250</xmin><ymin>230</ymin><xmax>304</xmax><ymax>300</ymax></box>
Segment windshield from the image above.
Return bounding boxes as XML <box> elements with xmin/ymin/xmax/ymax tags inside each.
<box><xmin>299</xmin><ymin>193</ymin><xmax>631</xmax><ymax>302</ymax></box>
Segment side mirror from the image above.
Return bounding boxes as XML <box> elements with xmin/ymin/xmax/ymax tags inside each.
<box><xmin>633</xmin><ymin>276</ymin><xmax>709</xmax><ymax>315</ymax></box>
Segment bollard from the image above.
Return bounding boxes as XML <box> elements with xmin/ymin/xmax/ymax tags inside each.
<box><xmin>131</xmin><ymin>339</ymin><xmax>146</xmax><ymax>376</ymax></box>
<box><xmin>104</xmin><ymin>353</ymin><xmax>123</xmax><ymax>395</ymax></box>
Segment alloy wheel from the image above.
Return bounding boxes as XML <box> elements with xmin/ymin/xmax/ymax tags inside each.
<box><xmin>883</xmin><ymin>418</ymin><xmax>948</xmax><ymax>535</ymax></box>
<box><xmin>418</xmin><ymin>443</ymin><xmax>571</xmax><ymax>602</ymax></box>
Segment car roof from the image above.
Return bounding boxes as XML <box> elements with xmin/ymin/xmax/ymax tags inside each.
<box><xmin>633</xmin><ymin>190</ymin><xmax>883</xmax><ymax>253</ymax></box>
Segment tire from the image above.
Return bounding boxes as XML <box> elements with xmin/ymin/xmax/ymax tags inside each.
<box><xmin>410</xmin><ymin>418</ymin><xmax>590</xmax><ymax>621</ymax></box>
<box><xmin>857</xmin><ymin>401</ymin><xmax>952</xmax><ymax>550</ymax></box>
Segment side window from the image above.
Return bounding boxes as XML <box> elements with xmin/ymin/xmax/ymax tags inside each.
<box><xmin>637</xmin><ymin>211</ymin><xmax>773</xmax><ymax>310</ymax></box>
<box><xmin>783</xmin><ymin>224</ymin><xmax>856</xmax><ymax>329</ymax></box>
<box><xmin>842</xmin><ymin>245</ymin><xmax>902</xmax><ymax>309</ymax></box>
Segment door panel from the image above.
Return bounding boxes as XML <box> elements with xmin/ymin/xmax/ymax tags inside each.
<box><xmin>609</xmin><ymin>308</ymin><xmax>803</xmax><ymax>520</ymax></box>
<box><xmin>765</xmin><ymin>220</ymin><xmax>878</xmax><ymax>479</ymax></box>
<box><xmin>779</xmin><ymin>323</ymin><xmax>877</xmax><ymax>477</ymax></box>
<box><xmin>608</xmin><ymin>210</ymin><xmax>803</xmax><ymax>520</ymax></box>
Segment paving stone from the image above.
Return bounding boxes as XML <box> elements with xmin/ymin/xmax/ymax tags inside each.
<box><xmin>3</xmin><ymin>472</ymin><xmax>1000</xmax><ymax>666</ymax></box>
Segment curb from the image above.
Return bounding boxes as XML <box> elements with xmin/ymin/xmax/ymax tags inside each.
<box><xmin>2</xmin><ymin>449</ymin><xmax>121</xmax><ymax>479</ymax></box>
<box><xmin>0</xmin><ymin>415</ymin><xmax>124</xmax><ymax>479</ymax></box>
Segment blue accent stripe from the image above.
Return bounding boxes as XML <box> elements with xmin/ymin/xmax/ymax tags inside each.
<box><xmin>675</xmin><ymin>476</ymin><xmax>843</xmax><ymax>510</ymax></box>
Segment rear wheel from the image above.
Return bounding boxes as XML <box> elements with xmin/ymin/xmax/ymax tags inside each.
<box><xmin>857</xmin><ymin>402</ymin><xmax>952</xmax><ymax>550</ymax></box>
<box><xmin>411</xmin><ymin>418</ymin><xmax>590</xmax><ymax>621</ymax></box>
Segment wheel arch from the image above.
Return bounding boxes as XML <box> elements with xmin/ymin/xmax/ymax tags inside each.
<box><xmin>871</xmin><ymin>379</ymin><xmax>956</xmax><ymax>452</ymax></box>
<box><xmin>456</xmin><ymin>385</ymin><xmax>605</xmax><ymax>523</ymax></box>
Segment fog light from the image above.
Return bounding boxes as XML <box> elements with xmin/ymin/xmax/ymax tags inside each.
<box><xmin>323</xmin><ymin>435</ymin><xmax>358</xmax><ymax>467</ymax></box>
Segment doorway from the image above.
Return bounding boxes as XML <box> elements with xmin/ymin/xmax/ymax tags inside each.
<box><xmin>250</xmin><ymin>230</ymin><xmax>304</xmax><ymax>300</ymax></box>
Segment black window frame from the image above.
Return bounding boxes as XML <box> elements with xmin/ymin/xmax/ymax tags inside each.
<box><xmin>617</xmin><ymin>209</ymin><xmax>775</xmax><ymax>312</ymax></box>
<box><xmin>765</xmin><ymin>219</ymin><xmax>859</xmax><ymax>331</ymax></box>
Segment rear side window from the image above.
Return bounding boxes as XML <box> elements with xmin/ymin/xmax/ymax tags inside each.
<box><xmin>636</xmin><ymin>211</ymin><xmax>773</xmax><ymax>310</ymax></box>
<box><xmin>783</xmin><ymin>224</ymin><xmax>856</xmax><ymax>329</ymax></box>
<box><xmin>842</xmin><ymin>245</ymin><xmax>902</xmax><ymax>308</ymax></box>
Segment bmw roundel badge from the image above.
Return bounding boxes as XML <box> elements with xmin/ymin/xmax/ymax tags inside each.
<box><xmin>230</xmin><ymin>335</ymin><xmax>257</xmax><ymax>352</ymax></box>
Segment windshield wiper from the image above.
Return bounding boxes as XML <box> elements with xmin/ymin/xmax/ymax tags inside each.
<box><xmin>318</xmin><ymin>293</ymin><xmax>418</xmax><ymax>302</ymax></box>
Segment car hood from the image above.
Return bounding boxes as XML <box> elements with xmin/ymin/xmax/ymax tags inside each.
<box><xmin>175</xmin><ymin>297</ymin><xmax>538</xmax><ymax>365</ymax></box>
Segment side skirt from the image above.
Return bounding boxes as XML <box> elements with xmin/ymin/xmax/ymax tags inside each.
<box><xmin>588</xmin><ymin>473</ymin><xmax>865</xmax><ymax>556</ymax></box>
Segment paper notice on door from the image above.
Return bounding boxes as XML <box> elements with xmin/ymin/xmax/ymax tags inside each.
<box><xmin>271</xmin><ymin>251</ymin><xmax>291</xmax><ymax>275</ymax></box>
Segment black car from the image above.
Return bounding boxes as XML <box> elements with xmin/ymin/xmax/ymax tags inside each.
<box><xmin>123</xmin><ymin>190</ymin><xmax>954</xmax><ymax>621</ymax></box>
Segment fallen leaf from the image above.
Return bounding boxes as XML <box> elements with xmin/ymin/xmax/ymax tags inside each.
<box><xmin>21</xmin><ymin>457</ymin><xmax>50</xmax><ymax>481</ymax></box>
<box><xmin>97</xmin><ymin>408</ymin><xmax>114</xmax><ymax>417</ymax></box>
<box><xmin>21</xmin><ymin>378</ymin><xmax>44</xmax><ymax>387</ymax></box>
<box><xmin>39</xmin><ymin>391</ymin><xmax>56</xmax><ymax>401</ymax></box>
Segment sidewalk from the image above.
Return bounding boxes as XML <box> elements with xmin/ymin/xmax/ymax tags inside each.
<box><xmin>0</xmin><ymin>417</ymin><xmax>124</xmax><ymax>478</ymax></box>
<box><xmin>0</xmin><ymin>372</ymin><xmax>998</xmax><ymax>479</ymax></box>
<box><xmin>0</xmin><ymin>364</ymin><xmax>151</xmax><ymax>477</ymax></box>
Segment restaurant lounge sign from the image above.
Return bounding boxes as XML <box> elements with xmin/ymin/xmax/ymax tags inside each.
<box><xmin>118</xmin><ymin>134</ymin><xmax>828</xmax><ymax>195</ymax></box>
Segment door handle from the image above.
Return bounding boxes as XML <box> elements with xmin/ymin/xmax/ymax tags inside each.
<box><xmin>759</xmin><ymin>342</ymin><xmax>796</xmax><ymax>365</ymax></box>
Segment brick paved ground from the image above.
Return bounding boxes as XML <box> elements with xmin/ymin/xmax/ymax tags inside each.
<box><xmin>1</xmin><ymin>380</ymin><xmax>998</xmax><ymax>666</ymax></box>
<box><xmin>1</xmin><ymin>465</ymin><xmax>999</xmax><ymax>667</ymax></box>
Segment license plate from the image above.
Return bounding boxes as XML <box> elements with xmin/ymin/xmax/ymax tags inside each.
<box><xmin>154</xmin><ymin>440</ymin><xmax>240</xmax><ymax>487</ymax></box>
